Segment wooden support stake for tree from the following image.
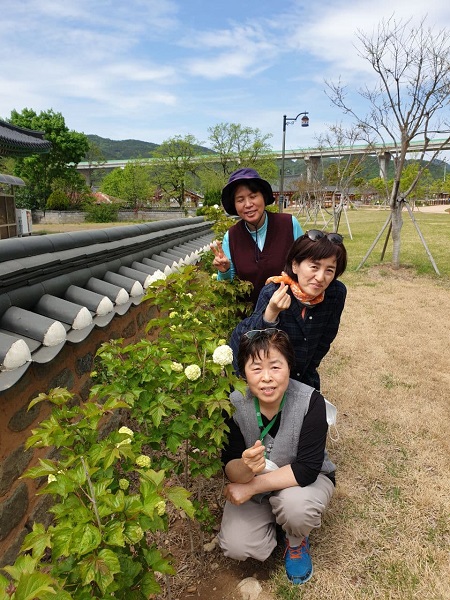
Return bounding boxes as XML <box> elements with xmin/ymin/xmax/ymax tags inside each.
<box><xmin>380</xmin><ymin>221</ymin><xmax>392</xmax><ymax>261</ymax></box>
<box><xmin>403</xmin><ymin>200</ymin><xmax>441</xmax><ymax>275</ymax></box>
<box><xmin>356</xmin><ymin>212</ymin><xmax>392</xmax><ymax>270</ymax></box>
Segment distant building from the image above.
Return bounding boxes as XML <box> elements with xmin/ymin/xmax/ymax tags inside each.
<box><xmin>0</xmin><ymin>120</ymin><xmax>52</xmax><ymax>239</ymax></box>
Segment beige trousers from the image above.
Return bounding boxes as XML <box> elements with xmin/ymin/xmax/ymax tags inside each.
<box><xmin>218</xmin><ymin>474</ymin><xmax>334</xmax><ymax>561</ymax></box>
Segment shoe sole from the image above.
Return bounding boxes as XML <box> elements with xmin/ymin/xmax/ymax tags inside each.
<box><xmin>287</xmin><ymin>565</ymin><xmax>314</xmax><ymax>585</ymax></box>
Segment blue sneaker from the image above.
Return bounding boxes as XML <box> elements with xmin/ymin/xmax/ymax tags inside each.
<box><xmin>284</xmin><ymin>537</ymin><xmax>313</xmax><ymax>584</ymax></box>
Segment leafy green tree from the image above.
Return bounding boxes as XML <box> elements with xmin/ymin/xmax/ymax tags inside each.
<box><xmin>100</xmin><ymin>167</ymin><xmax>124</xmax><ymax>198</ymax></box>
<box><xmin>207</xmin><ymin>123</ymin><xmax>274</xmax><ymax>180</ymax></box>
<box><xmin>100</xmin><ymin>161</ymin><xmax>153</xmax><ymax>210</ymax></box>
<box><xmin>120</xmin><ymin>160</ymin><xmax>154</xmax><ymax>210</ymax></box>
<box><xmin>151</xmin><ymin>135</ymin><xmax>201</xmax><ymax>209</ymax></box>
<box><xmin>193</xmin><ymin>123</ymin><xmax>277</xmax><ymax>210</ymax></box>
<box><xmin>50</xmin><ymin>171</ymin><xmax>94</xmax><ymax>209</ymax></box>
<box><xmin>46</xmin><ymin>189</ymin><xmax>70</xmax><ymax>211</ymax></box>
<box><xmin>9</xmin><ymin>108</ymin><xmax>89</xmax><ymax>210</ymax></box>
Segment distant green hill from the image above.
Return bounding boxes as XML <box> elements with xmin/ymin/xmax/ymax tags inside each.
<box><xmin>86</xmin><ymin>134</ymin><xmax>214</xmax><ymax>160</ymax></box>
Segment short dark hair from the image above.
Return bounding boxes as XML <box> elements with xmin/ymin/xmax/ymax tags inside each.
<box><xmin>284</xmin><ymin>233</ymin><xmax>347</xmax><ymax>280</ymax></box>
<box><xmin>237</xmin><ymin>329</ymin><xmax>295</xmax><ymax>377</ymax></box>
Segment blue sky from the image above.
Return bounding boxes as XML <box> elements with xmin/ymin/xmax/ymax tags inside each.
<box><xmin>1</xmin><ymin>0</ymin><xmax>450</xmax><ymax>152</ymax></box>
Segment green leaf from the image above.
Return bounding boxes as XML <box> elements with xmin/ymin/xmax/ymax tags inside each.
<box><xmin>20</xmin><ymin>523</ymin><xmax>51</xmax><ymax>560</ymax></box>
<box><xmin>142</xmin><ymin>547</ymin><xmax>175</xmax><ymax>575</ymax></box>
<box><xmin>166</xmin><ymin>486</ymin><xmax>195</xmax><ymax>518</ymax></box>
<box><xmin>124</xmin><ymin>522</ymin><xmax>144</xmax><ymax>544</ymax></box>
<box><xmin>12</xmin><ymin>572</ymin><xmax>58</xmax><ymax>600</ymax></box>
<box><xmin>2</xmin><ymin>555</ymin><xmax>38</xmax><ymax>582</ymax></box>
<box><xmin>73</xmin><ymin>522</ymin><xmax>102</xmax><ymax>556</ymax></box>
<box><xmin>50</xmin><ymin>527</ymin><xmax>73</xmax><ymax>560</ymax></box>
<box><xmin>79</xmin><ymin>548</ymin><xmax>120</xmax><ymax>594</ymax></box>
<box><xmin>22</xmin><ymin>458</ymin><xmax>57</xmax><ymax>479</ymax></box>
<box><xmin>104</xmin><ymin>521</ymin><xmax>125</xmax><ymax>547</ymax></box>
<box><xmin>140</xmin><ymin>571</ymin><xmax>162</xmax><ymax>596</ymax></box>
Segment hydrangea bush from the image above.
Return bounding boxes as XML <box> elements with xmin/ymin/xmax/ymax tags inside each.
<box><xmin>1</xmin><ymin>260</ymin><xmax>252</xmax><ymax>599</ymax></box>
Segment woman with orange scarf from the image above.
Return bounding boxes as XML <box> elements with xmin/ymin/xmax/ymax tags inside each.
<box><xmin>229</xmin><ymin>231</ymin><xmax>347</xmax><ymax>390</ymax></box>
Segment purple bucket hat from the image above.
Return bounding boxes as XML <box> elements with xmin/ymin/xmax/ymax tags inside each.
<box><xmin>221</xmin><ymin>168</ymin><xmax>274</xmax><ymax>215</ymax></box>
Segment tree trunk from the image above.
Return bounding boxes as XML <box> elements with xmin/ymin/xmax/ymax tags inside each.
<box><xmin>391</xmin><ymin>202</ymin><xmax>403</xmax><ymax>268</ymax></box>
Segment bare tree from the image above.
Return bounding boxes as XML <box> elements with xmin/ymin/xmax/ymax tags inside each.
<box><xmin>326</xmin><ymin>16</ymin><xmax>450</xmax><ymax>270</ymax></box>
<box><xmin>315</xmin><ymin>123</ymin><xmax>374</xmax><ymax>234</ymax></box>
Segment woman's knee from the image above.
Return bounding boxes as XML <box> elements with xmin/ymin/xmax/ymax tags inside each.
<box><xmin>218</xmin><ymin>531</ymin><xmax>275</xmax><ymax>562</ymax></box>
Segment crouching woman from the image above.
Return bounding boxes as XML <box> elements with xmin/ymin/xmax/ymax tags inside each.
<box><xmin>218</xmin><ymin>328</ymin><xmax>335</xmax><ymax>585</ymax></box>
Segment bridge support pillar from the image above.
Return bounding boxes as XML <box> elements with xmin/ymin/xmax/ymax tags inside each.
<box><xmin>304</xmin><ymin>156</ymin><xmax>320</xmax><ymax>183</ymax></box>
<box><xmin>378</xmin><ymin>152</ymin><xmax>391</xmax><ymax>180</ymax></box>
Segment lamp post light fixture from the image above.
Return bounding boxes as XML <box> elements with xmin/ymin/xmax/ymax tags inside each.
<box><xmin>279</xmin><ymin>112</ymin><xmax>309</xmax><ymax>213</ymax></box>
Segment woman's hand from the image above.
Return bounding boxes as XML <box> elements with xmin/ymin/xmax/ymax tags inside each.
<box><xmin>210</xmin><ymin>240</ymin><xmax>231</xmax><ymax>273</ymax></box>
<box><xmin>264</xmin><ymin>282</ymin><xmax>292</xmax><ymax>322</ymax></box>
<box><xmin>241</xmin><ymin>439</ymin><xmax>266</xmax><ymax>474</ymax></box>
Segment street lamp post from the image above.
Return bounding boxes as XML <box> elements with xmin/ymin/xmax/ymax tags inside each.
<box><xmin>279</xmin><ymin>112</ymin><xmax>309</xmax><ymax>213</ymax></box>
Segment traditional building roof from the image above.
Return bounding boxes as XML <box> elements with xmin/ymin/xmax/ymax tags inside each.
<box><xmin>0</xmin><ymin>120</ymin><xmax>52</xmax><ymax>157</ymax></box>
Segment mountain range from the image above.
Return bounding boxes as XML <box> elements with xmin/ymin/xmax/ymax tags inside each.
<box><xmin>86</xmin><ymin>134</ymin><xmax>213</xmax><ymax>160</ymax></box>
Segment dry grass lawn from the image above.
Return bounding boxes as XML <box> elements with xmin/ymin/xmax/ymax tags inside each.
<box><xmin>268</xmin><ymin>268</ymin><xmax>449</xmax><ymax>600</ymax></box>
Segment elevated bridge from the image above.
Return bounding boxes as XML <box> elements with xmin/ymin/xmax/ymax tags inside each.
<box><xmin>75</xmin><ymin>138</ymin><xmax>450</xmax><ymax>184</ymax></box>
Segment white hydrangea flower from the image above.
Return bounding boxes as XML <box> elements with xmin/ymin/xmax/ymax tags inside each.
<box><xmin>156</xmin><ymin>500</ymin><xmax>166</xmax><ymax>516</ymax></box>
<box><xmin>211</xmin><ymin>273</ymin><xmax>218</xmax><ymax>280</ymax></box>
<box><xmin>185</xmin><ymin>364</ymin><xmax>201</xmax><ymax>381</ymax></box>
<box><xmin>47</xmin><ymin>474</ymin><xmax>57</xmax><ymax>483</ymax></box>
<box><xmin>119</xmin><ymin>478</ymin><xmax>129</xmax><ymax>490</ymax></box>
<box><xmin>212</xmin><ymin>344</ymin><xmax>234</xmax><ymax>366</ymax></box>
<box><xmin>136</xmin><ymin>455</ymin><xmax>151</xmax><ymax>468</ymax></box>
<box><xmin>171</xmin><ymin>361</ymin><xmax>183</xmax><ymax>373</ymax></box>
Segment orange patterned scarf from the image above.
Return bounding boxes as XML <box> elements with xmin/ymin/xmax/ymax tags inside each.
<box><xmin>265</xmin><ymin>271</ymin><xmax>325</xmax><ymax>306</ymax></box>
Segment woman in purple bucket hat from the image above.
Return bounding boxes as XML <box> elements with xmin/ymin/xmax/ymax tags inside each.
<box><xmin>211</xmin><ymin>168</ymin><xmax>303</xmax><ymax>306</ymax></box>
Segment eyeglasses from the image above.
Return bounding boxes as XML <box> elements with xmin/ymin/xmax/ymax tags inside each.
<box><xmin>305</xmin><ymin>229</ymin><xmax>344</xmax><ymax>244</ymax></box>
<box><xmin>244</xmin><ymin>328</ymin><xmax>287</xmax><ymax>341</ymax></box>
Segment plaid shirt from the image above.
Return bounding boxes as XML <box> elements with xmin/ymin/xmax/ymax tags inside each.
<box><xmin>230</xmin><ymin>279</ymin><xmax>347</xmax><ymax>390</ymax></box>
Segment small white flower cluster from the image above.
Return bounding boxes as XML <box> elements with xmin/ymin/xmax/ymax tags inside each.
<box><xmin>169</xmin><ymin>311</ymin><xmax>179</xmax><ymax>319</ymax></box>
<box><xmin>155</xmin><ymin>500</ymin><xmax>166</xmax><ymax>516</ymax></box>
<box><xmin>136</xmin><ymin>455</ymin><xmax>151</xmax><ymax>468</ymax></box>
<box><xmin>212</xmin><ymin>344</ymin><xmax>234</xmax><ymax>366</ymax></box>
<box><xmin>184</xmin><ymin>364</ymin><xmax>201</xmax><ymax>381</ymax></box>
<box><xmin>171</xmin><ymin>361</ymin><xmax>183</xmax><ymax>373</ymax></box>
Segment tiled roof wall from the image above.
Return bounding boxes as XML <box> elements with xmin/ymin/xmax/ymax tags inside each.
<box><xmin>0</xmin><ymin>217</ymin><xmax>214</xmax><ymax>391</ymax></box>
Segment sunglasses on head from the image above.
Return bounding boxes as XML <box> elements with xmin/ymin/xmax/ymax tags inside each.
<box><xmin>305</xmin><ymin>229</ymin><xmax>344</xmax><ymax>244</ymax></box>
<box><xmin>243</xmin><ymin>328</ymin><xmax>288</xmax><ymax>341</ymax></box>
